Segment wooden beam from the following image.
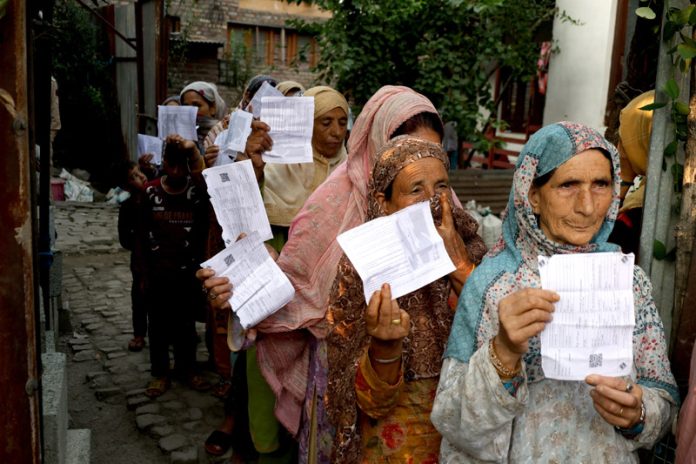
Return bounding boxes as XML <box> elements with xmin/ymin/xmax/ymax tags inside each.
<box><xmin>0</xmin><ymin>0</ymin><xmax>42</xmax><ymax>461</ymax></box>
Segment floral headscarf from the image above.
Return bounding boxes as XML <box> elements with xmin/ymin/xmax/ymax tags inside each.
<box><xmin>445</xmin><ymin>122</ymin><xmax>679</xmax><ymax>407</ymax></box>
<box><xmin>446</xmin><ymin>122</ymin><xmax>622</xmax><ymax>373</ymax></box>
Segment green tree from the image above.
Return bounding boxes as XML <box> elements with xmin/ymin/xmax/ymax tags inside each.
<box><xmin>290</xmin><ymin>0</ymin><xmax>559</xmax><ymax>144</ymax></box>
<box><xmin>50</xmin><ymin>0</ymin><xmax>126</xmax><ymax>187</ymax></box>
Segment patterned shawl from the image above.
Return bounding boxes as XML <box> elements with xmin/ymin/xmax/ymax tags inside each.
<box><xmin>254</xmin><ymin>86</ymin><xmax>441</xmax><ymax>436</ymax></box>
<box><xmin>326</xmin><ymin>136</ymin><xmax>486</xmax><ymax>463</ymax></box>
<box><xmin>445</xmin><ymin>122</ymin><xmax>679</xmax><ymax>403</ymax></box>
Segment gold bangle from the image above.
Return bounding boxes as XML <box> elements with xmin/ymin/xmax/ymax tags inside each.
<box><xmin>457</xmin><ymin>261</ymin><xmax>476</xmax><ymax>277</ymax></box>
<box><xmin>489</xmin><ymin>338</ymin><xmax>520</xmax><ymax>379</ymax></box>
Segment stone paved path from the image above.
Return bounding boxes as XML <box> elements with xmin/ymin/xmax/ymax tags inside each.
<box><xmin>56</xmin><ymin>202</ymin><xmax>233</xmax><ymax>463</ymax></box>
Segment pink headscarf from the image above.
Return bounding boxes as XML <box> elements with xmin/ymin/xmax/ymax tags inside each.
<box><xmin>255</xmin><ymin>85</ymin><xmax>441</xmax><ymax>436</ymax></box>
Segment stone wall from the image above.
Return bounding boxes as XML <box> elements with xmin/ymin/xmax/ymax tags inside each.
<box><xmin>166</xmin><ymin>0</ymin><xmax>326</xmax><ymax>108</ymax></box>
<box><xmin>168</xmin><ymin>42</ymin><xmax>320</xmax><ymax>110</ymax></box>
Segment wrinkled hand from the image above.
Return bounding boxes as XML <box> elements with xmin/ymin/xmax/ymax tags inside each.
<box><xmin>244</xmin><ymin>121</ymin><xmax>272</xmax><ymax>157</ymax></box>
<box><xmin>196</xmin><ymin>268</ymin><xmax>232</xmax><ymax>311</ymax></box>
<box><xmin>495</xmin><ymin>288</ymin><xmax>558</xmax><ymax>368</ymax></box>
<box><xmin>436</xmin><ymin>192</ymin><xmax>469</xmax><ymax>267</ymax></box>
<box><xmin>436</xmin><ymin>192</ymin><xmax>473</xmax><ymax>295</ymax></box>
<box><xmin>204</xmin><ymin>144</ymin><xmax>219</xmax><ymax>168</ymax></box>
<box><xmin>366</xmin><ymin>284</ymin><xmax>410</xmax><ymax>344</ymax></box>
<box><xmin>586</xmin><ymin>375</ymin><xmax>644</xmax><ymax>429</ymax></box>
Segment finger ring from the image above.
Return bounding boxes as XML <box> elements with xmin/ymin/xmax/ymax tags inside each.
<box><xmin>619</xmin><ymin>407</ymin><xmax>624</xmax><ymax>416</ymax></box>
<box><xmin>208</xmin><ymin>291</ymin><xmax>217</xmax><ymax>301</ymax></box>
<box><xmin>391</xmin><ymin>319</ymin><xmax>401</xmax><ymax>325</ymax></box>
<box><xmin>625</xmin><ymin>381</ymin><xmax>633</xmax><ymax>393</ymax></box>
<box><xmin>201</xmin><ymin>284</ymin><xmax>208</xmax><ymax>294</ymax></box>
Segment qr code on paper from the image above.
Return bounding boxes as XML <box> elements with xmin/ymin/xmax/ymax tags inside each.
<box><xmin>220</xmin><ymin>173</ymin><xmax>230</xmax><ymax>183</ymax></box>
<box><xmin>589</xmin><ymin>353</ymin><xmax>603</xmax><ymax>368</ymax></box>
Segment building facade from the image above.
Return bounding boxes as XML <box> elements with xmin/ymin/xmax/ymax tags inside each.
<box><xmin>166</xmin><ymin>0</ymin><xmax>329</xmax><ymax>106</ymax></box>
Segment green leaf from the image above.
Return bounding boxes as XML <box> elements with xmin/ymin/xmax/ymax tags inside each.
<box><xmin>690</xmin><ymin>6</ymin><xmax>696</xmax><ymax>24</ymax></box>
<box><xmin>678</xmin><ymin>43</ymin><xmax>696</xmax><ymax>60</ymax></box>
<box><xmin>664</xmin><ymin>21</ymin><xmax>680</xmax><ymax>41</ymax></box>
<box><xmin>664</xmin><ymin>140</ymin><xmax>678</xmax><ymax>157</ymax></box>
<box><xmin>679</xmin><ymin>5</ymin><xmax>696</xmax><ymax>24</ymax></box>
<box><xmin>636</xmin><ymin>6</ymin><xmax>657</xmax><ymax>19</ymax></box>
<box><xmin>639</xmin><ymin>101</ymin><xmax>667</xmax><ymax>111</ymax></box>
<box><xmin>675</xmin><ymin>101</ymin><xmax>690</xmax><ymax>115</ymax></box>
<box><xmin>653</xmin><ymin>240</ymin><xmax>667</xmax><ymax>260</ymax></box>
<box><xmin>664</xmin><ymin>78</ymin><xmax>680</xmax><ymax>99</ymax></box>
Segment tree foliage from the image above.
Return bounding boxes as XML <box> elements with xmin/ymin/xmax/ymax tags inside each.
<box><xmin>289</xmin><ymin>0</ymin><xmax>559</xmax><ymax>143</ymax></box>
<box><xmin>50</xmin><ymin>0</ymin><xmax>126</xmax><ymax>187</ymax></box>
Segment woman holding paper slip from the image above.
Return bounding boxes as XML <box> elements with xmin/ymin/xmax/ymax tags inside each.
<box><xmin>321</xmin><ymin>136</ymin><xmax>485</xmax><ymax>463</ymax></box>
<box><xmin>431</xmin><ymin>122</ymin><xmax>678</xmax><ymax>462</ymax></box>
<box><xmin>263</xmin><ymin>85</ymin><xmax>350</xmax><ymax>248</ymax></box>
<box><xmin>253</xmin><ymin>87</ymin><xmax>450</xmax><ymax>446</ymax></box>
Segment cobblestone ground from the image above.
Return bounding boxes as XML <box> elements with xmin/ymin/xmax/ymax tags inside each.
<box><xmin>56</xmin><ymin>202</ymin><xmax>233</xmax><ymax>464</ymax></box>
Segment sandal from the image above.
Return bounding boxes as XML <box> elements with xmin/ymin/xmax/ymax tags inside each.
<box><xmin>204</xmin><ymin>430</ymin><xmax>233</xmax><ymax>456</ymax></box>
<box><xmin>211</xmin><ymin>378</ymin><xmax>232</xmax><ymax>399</ymax></box>
<box><xmin>188</xmin><ymin>374</ymin><xmax>211</xmax><ymax>392</ymax></box>
<box><xmin>128</xmin><ymin>336</ymin><xmax>145</xmax><ymax>352</ymax></box>
<box><xmin>145</xmin><ymin>377</ymin><xmax>170</xmax><ymax>398</ymax></box>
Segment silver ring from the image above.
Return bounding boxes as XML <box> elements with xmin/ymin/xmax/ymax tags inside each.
<box><xmin>625</xmin><ymin>381</ymin><xmax>633</xmax><ymax>393</ymax></box>
<box><xmin>201</xmin><ymin>284</ymin><xmax>208</xmax><ymax>295</ymax></box>
<box><xmin>619</xmin><ymin>407</ymin><xmax>624</xmax><ymax>417</ymax></box>
<box><xmin>208</xmin><ymin>291</ymin><xmax>217</xmax><ymax>301</ymax></box>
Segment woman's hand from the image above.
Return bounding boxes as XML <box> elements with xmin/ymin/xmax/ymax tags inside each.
<box><xmin>241</xmin><ymin>120</ymin><xmax>272</xmax><ymax>181</ymax></box>
<box><xmin>495</xmin><ymin>288</ymin><xmax>559</xmax><ymax>370</ymax></box>
<box><xmin>204</xmin><ymin>144</ymin><xmax>220</xmax><ymax>168</ymax></box>
<box><xmin>586</xmin><ymin>375</ymin><xmax>644</xmax><ymax>429</ymax></box>
<box><xmin>435</xmin><ymin>192</ymin><xmax>473</xmax><ymax>295</ymax></box>
<box><xmin>196</xmin><ymin>267</ymin><xmax>232</xmax><ymax>311</ymax></box>
<box><xmin>366</xmin><ymin>283</ymin><xmax>410</xmax><ymax>344</ymax></box>
<box><xmin>366</xmin><ymin>284</ymin><xmax>410</xmax><ymax>383</ymax></box>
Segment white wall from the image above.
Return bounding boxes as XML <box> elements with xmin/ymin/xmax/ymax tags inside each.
<box><xmin>542</xmin><ymin>0</ymin><xmax>618</xmax><ymax>131</ymax></box>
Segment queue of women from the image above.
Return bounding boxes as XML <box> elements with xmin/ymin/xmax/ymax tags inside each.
<box><xmin>129</xmin><ymin>76</ymin><xmax>687</xmax><ymax>463</ymax></box>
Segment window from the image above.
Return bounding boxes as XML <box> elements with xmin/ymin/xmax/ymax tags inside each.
<box><xmin>168</xmin><ymin>16</ymin><xmax>181</xmax><ymax>34</ymax></box>
<box><xmin>226</xmin><ymin>23</ymin><xmax>318</xmax><ymax>68</ymax></box>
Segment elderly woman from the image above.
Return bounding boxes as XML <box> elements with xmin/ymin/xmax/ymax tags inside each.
<box><xmin>431</xmin><ymin>122</ymin><xmax>679</xmax><ymax>462</ymax></box>
<box><xmin>322</xmin><ymin>136</ymin><xmax>485</xmax><ymax>463</ymax></box>
<box><xmin>199</xmin><ymin>86</ymin><xmax>455</xmax><ymax>458</ymax></box>
<box><xmin>252</xmin><ymin>87</ymin><xmax>448</xmax><ymax>440</ymax></box>
<box><xmin>263</xmin><ymin>85</ymin><xmax>350</xmax><ymax>250</ymax></box>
